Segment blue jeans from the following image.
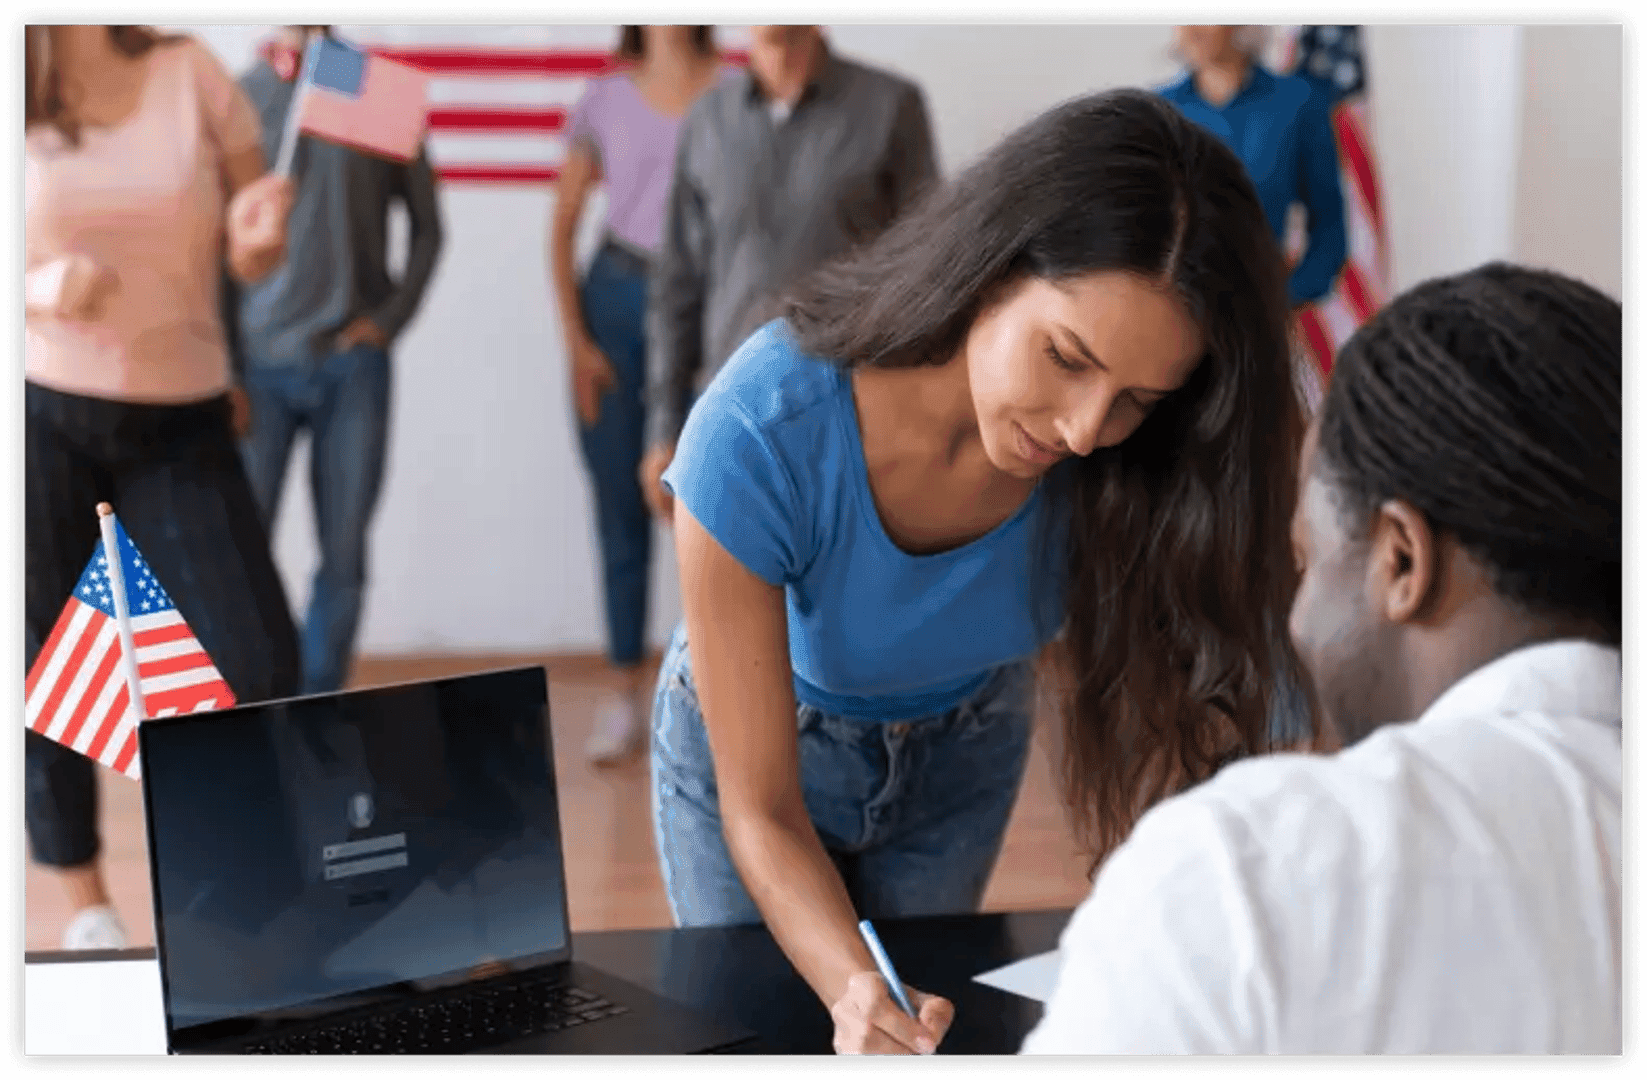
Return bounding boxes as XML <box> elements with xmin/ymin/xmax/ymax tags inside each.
<box><xmin>239</xmin><ymin>343</ymin><xmax>391</xmax><ymax>695</ymax></box>
<box><xmin>576</xmin><ymin>245</ymin><xmax>652</xmax><ymax>666</ymax></box>
<box><xmin>650</xmin><ymin>623</ymin><xmax>1037</xmax><ymax>927</ymax></box>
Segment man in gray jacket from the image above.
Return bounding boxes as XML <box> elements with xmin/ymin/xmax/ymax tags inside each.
<box><xmin>231</xmin><ymin>25</ymin><xmax>443</xmax><ymax>694</ymax></box>
<box><xmin>641</xmin><ymin>25</ymin><xmax>937</xmax><ymax>518</ymax></box>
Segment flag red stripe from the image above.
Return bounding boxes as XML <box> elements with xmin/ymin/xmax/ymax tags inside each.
<box><xmin>437</xmin><ymin>164</ymin><xmax>560</xmax><ymax>184</ymax></box>
<box><xmin>83</xmin><ymin>687</ymin><xmax>126</xmax><ymax>763</ymax></box>
<box><xmin>133</xmin><ymin>620</ymin><xmax>195</xmax><ymax>648</ymax></box>
<box><xmin>105</xmin><ymin>681</ymin><xmax>130</xmax><ymax>734</ymax></box>
<box><xmin>1340</xmin><ymin>260</ymin><xmax>1379</xmax><ymax>324</ymax></box>
<box><xmin>371</xmin><ymin>46</ymin><xmax>747</xmax><ymax>77</ymax></box>
<box><xmin>26</xmin><ymin>603</ymin><xmax>83</xmax><ymax>700</ymax></box>
<box><xmin>34</xmin><ymin>611</ymin><xmax>106</xmax><ymax>735</ymax></box>
<box><xmin>1298</xmin><ymin>308</ymin><xmax>1336</xmax><ymax>377</ymax></box>
<box><xmin>1340</xmin><ymin>177</ymin><xmax>1388</xmax><ymax>297</ymax></box>
<box><xmin>374</xmin><ymin>47</ymin><xmax>626</xmax><ymax>77</ymax></box>
<box><xmin>138</xmin><ymin>651</ymin><xmax>212</xmax><ymax>680</ymax></box>
<box><xmin>54</xmin><ymin>636</ymin><xmax>119</xmax><ymax>748</ymax></box>
<box><xmin>427</xmin><ymin>106</ymin><xmax>566</xmax><ymax>133</ymax></box>
<box><xmin>1333</xmin><ymin>105</ymin><xmax>1382</xmax><ymax>234</ymax></box>
<box><xmin>111</xmin><ymin>723</ymin><xmax>140</xmax><ymax>776</ymax></box>
<box><xmin>146</xmin><ymin>680</ymin><xmax>235</xmax><ymax>715</ymax></box>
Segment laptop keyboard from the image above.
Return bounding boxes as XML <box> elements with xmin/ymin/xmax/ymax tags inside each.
<box><xmin>243</xmin><ymin>981</ymin><xmax>629</xmax><ymax>1054</ymax></box>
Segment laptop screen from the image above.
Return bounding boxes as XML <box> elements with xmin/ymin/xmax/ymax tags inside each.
<box><xmin>139</xmin><ymin>667</ymin><xmax>571</xmax><ymax>1038</ymax></box>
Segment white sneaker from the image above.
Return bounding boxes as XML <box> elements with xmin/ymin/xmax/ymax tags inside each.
<box><xmin>62</xmin><ymin>905</ymin><xmax>128</xmax><ymax>951</ymax></box>
<box><xmin>585</xmin><ymin>695</ymin><xmax>642</xmax><ymax>765</ymax></box>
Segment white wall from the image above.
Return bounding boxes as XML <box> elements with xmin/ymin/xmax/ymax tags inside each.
<box><xmin>830</xmin><ymin>25</ymin><xmax>1182</xmax><ymax>171</ymax></box>
<box><xmin>180</xmin><ymin>24</ymin><xmax>1620</xmax><ymax>657</ymax></box>
<box><xmin>1513</xmin><ymin>24</ymin><xmax>1624</xmax><ymax>299</ymax></box>
<box><xmin>1365</xmin><ymin>24</ymin><xmax>1527</xmax><ymax>292</ymax></box>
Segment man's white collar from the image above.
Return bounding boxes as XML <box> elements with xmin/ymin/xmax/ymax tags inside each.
<box><xmin>1417</xmin><ymin>638</ymin><xmax>1621</xmax><ymax>730</ymax></box>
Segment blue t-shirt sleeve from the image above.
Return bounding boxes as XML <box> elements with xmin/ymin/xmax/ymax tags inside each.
<box><xmin>662</xmin><ymin>387</ymin><xmax>803</xmax><ymax>588</ymax></box>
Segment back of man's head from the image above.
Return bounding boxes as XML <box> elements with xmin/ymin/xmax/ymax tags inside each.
<box><xmin>1321</xmin><ymin>262</ymin><xmax>1620</xmax><ymax>637</ymax></box>
<box><xmin>1290</xmin><ymin>262</ymin><xmax>1620</xmax><ymax>742</ymax></box>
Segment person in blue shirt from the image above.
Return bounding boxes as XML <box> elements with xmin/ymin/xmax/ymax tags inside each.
<box><xmin>653</xmin><ymin>90</ymin><xmax>1312</xmax><ymax>1054</ymax></box>
<box><xmin>1160</xmin><ymin>25</ymin><xmax>1348</xmax><ymax>312</ymax></box>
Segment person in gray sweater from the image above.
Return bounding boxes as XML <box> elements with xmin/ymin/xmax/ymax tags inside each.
<box><xmin>639</xmin><ymin>25</ymin><xmax>938</xmax><ymax>521</ymax></box>
<box><xmin>228</xmin><ymin>25</ymin><xmax>444</xmax><ymax>695</ymax></box>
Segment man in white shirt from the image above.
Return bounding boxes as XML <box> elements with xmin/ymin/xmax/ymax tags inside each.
<box><xmin>1023</xmin><ymin>262</ymin><xmax>1621</xmax><ymax>1055</ymax></box>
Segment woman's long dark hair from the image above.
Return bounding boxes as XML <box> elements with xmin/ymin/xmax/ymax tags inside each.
<box><xmin>617</xmin><ymin>25</ymin><xmax>715</xmax><ymax>61</ymax></box>
<box><xmin>25</xmin><ymin>25</ymin><xmax>180</xmax><ymax>146</ymax></box>
<box><xmin>782</xmin><ymin>89</ymin><xmax>1312</xmax><ymax>870</ymax></box>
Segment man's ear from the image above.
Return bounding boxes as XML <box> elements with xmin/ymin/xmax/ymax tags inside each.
<box><xmin>1367</xmin><ymin>499</ymin><xmax>1439</xmax><ymax>624</ymax></box>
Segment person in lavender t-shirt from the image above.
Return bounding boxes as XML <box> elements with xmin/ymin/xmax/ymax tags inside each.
<box><xmin>550</xmin><ymin>26</ymin><xmax>732</xmax><ymax>764</ymax></box>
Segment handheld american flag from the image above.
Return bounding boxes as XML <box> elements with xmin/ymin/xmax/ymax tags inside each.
<box><xmin>24</xmin><ymin>511</ymin><xmax>235</xmax><ymax>779</ymax></box>
<box><xmin>283</xmin><ymin>35</ymin><xmax>431</xmax><ymax>170</ymax></box>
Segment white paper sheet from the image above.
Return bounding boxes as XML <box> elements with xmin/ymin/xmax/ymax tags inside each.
<box><xmin>972</xmin><ymin>949</ymin><xmax>1062</xmax><ymax>1004</ymax></box>
<box><xmin>26</xmin><ymin>958</ymin><xmax>167</xmax><ymax>1055</ymax></box>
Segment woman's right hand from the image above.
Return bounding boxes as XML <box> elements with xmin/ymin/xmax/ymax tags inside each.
<box><xmin>568</xmin><ymin>335</ymin><xmax>617</xmax><ymax>427</ymax></box>
<box><xmin>640</xmin><ymin>444</ymin><xmax>675</xmax><ymax>522</ymax></box>
<box><xmin>227</xmin><ymin>173</ymin><xmax>296</xmax><ymax>282</ymax></box>
<box><xmin>829</xmin><ymin>971</ymin><xmax>954</xmax><ymax>1055</ymax></box>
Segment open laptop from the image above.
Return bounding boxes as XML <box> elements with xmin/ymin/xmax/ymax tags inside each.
<box><xmin>137</xmin><ymin>666</ymin><xmax>753</xmax><ymax>1055</ymax></box>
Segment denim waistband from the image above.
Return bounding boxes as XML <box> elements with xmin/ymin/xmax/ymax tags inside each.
<box><xmin>792</xmin><ymin>666</ymin><xmax>1006</xmax><ymax>724</ymax></box>
<box><xmin>596</xmin><ymin>235</ymin><xmax>651</xmax><ymax>278</ymax></box>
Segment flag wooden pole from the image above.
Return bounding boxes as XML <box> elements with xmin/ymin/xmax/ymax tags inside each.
<box><xmin>96</xmin><ymin>503</ymin><xmax>147</xmax><ymax>724</ymax></box>
<box><xmin>273</xmin><ymin>31</ymin><xmax>319</xmax><ymax>177</ymax></box>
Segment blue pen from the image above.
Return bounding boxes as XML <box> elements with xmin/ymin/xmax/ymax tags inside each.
<box><xmin>857</xmin><ymin>919</ymin><xmax>918</xmax><ymax>1018</ymax></box>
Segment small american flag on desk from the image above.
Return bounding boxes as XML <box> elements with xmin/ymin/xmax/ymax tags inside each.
<box><xmin>24</xmin><ymin>517</ymin><xmax>235</xmax><ymax>779</ymax></box>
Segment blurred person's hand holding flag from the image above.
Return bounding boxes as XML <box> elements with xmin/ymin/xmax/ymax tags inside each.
<box><xmin>276</xmin><ymin>31</ymin><xmax>432</xmax><ymax>174</ymax></box>
<box><xmin>24</xmin><ymin>505</ymin><xmax>235</xmax><ymax>780</ymax></box>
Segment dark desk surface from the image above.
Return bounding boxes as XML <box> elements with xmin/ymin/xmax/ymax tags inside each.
<box><xmin>26</xmin><ymin>908</ymin><xmax>1071</xmax><ymax>1056</ymax></box>
<box><xmin>577</xmin><ymin>908</ymin><xmax>1071</xmax><ymax>1055</ymax></box>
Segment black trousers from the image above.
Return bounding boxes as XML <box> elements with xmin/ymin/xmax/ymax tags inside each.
<box><xmin>24</xmin><ymin>382</ymin><xmax>301</xmax><ymax>867</ymax></box>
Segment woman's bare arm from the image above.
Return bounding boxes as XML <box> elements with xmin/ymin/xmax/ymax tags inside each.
<box><xmin>674</xmin><ymin>505</ymin><xmax>885</xmax><ymax>1004</ymax></box>
<box><xmin>548</xmin><ymin>144</ymin><xmax>601</xmax><ymax>353</ymax></box>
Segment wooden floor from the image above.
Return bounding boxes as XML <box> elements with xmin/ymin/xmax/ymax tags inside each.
<box><xmin>23</xmin><ymin>654</ymin><xmax>1096</xmax><ymax>951</ymax></box>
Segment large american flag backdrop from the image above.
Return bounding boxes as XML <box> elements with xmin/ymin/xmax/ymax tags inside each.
<box><xmin>24</xmin><ymin>518</ymin><xmax>236</xmax><ymax>779</ymax></box>
<box><xmin>342</xmin><ymin>25</ymin><xmax>749</xmax><ymax>185</ymax></box>
<box><xmin>1271</xmin><ymin>25</ymin><xmax>1390</xmax><ymax>387</ymax></box>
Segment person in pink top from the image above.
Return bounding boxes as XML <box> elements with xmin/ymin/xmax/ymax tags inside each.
<box><xmin>24</xmin><ymin>25</ymin><xmax>300</xmax><ymax>950</ymax></box>
<box><xmin>549</xmin><ymin>26</ymin><xmax>731</xmax><ymax>764</ymax></box>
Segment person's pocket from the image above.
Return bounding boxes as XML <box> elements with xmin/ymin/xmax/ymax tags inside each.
<box><xmin>652</xmin><ymin>639</ymin><xmax>709</xmax><ymax>775</ymax></box>
<box><xmin>341</xmin><ymin>341</ymin><xmax>389</xmax><ymax>362</ymax></box>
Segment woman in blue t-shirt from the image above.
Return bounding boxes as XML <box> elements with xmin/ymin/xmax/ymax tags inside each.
<box><xmin>654</xmin><ymin>89</ymin><xmax>1311</xmax><ymax>1054</ymax></box>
